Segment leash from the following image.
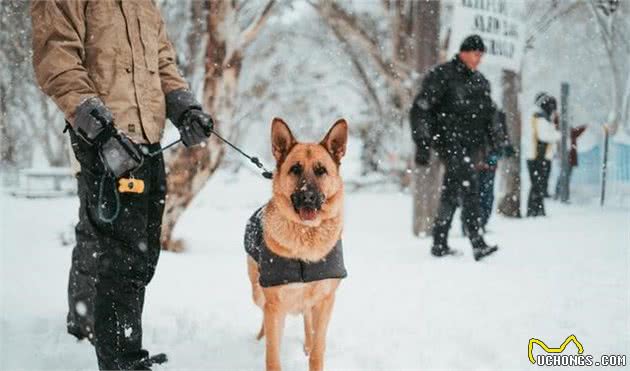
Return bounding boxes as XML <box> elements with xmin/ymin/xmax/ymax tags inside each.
<box><xmin>97</xmin><ymin>127</ymin><xmax>272</xmax><ymax>223</ymax></box>
<box><xmin>149</xmin><ymin>128</ymin><xmax>273</xmax><ymax>180</ymax></box>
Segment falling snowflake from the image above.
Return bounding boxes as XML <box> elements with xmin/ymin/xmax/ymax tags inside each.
<box><xmin>75</xmin><ymin>301</ymin><xmax>87</xmax><ymax>317</ymax></box>
<box><xmin>138</xmin><ymin>241</ymin><xmax>148</xmax><ymax>252</ymax></box>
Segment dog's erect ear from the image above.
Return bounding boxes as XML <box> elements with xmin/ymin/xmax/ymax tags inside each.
<box><xmin>320</xmin><ymin>119</ymin><xmax>348</xmax><ymax>164</ymax></box>
<box><xmin>271</xmin><ymin>117</ymin><xmax>296</xmax><ymax>163</ymax></box>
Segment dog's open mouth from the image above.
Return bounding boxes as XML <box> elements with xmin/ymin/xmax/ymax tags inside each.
<box><xmin>297</xmin><ymin>207</ymin><xmax>318</xmax><ymax>221</ymax></box>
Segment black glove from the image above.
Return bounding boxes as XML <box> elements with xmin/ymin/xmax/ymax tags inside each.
<box><xmin>74</xmin><ymin>97</ymin><xmax>142</xmax><ymax>177</ymax></box>
<box><xmin>176</xmin><ymin>108</ymin><xmax>214</xmax><ymax>147</ymax></box>
<box><xmin>100</xmin><ymin>133</ymin><xmax>143</xmax><ymax>178</ymax></box>
<box><xmin>74</xmin><ymin>97</ymin><xmax>116</xmax><ymax>145</ymax></box>
<box><xmin>165</xmin><ymin>89</ymin><xmax>213</xmax><ymax>147</ymax></box>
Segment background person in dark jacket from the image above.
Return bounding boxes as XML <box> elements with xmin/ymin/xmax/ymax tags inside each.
<box><xmin>527</xmin><ymin>93</ymin><xmax>561</xmax><ymax>216</ymax></box>
<box><xmin>31</xmin><ymin>1</ymin><xmax>213</xmax><ymax>369</ymax></box>
<box><xmin>462</xmin><ymin>110</ymin><xmax>513</xmax><ymax>235</ymax></box>
<box><xmin>410</xmin><ymin>35</ymin><xmax>504</xmax><ymax>261</ymax></box>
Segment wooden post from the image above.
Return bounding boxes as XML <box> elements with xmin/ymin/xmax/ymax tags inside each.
<box><xmin>497</xmin><ymin>70</ymin><xmax>522</xmax><ymax>217</ymax></box>
<box><xmin>557</xmin><ymin>82</ymin><xmax>570</xmax><ymax>202</ymax></box>
<box><xmin>600</xmin><ymin>125</ymin><xmax>609</xmax><ymax>206</ymax></box>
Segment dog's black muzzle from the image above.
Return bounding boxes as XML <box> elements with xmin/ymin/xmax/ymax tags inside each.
<box><xmin>291</xmin><ymin>188</ymin><xmax>325</xmax><ymax>212</ymax></box>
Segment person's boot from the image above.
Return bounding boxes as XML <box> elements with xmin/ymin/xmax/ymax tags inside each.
<box><xmin>431</xmin><ymin>238</ymin><xmax>461</xmax><ymax>257</ymax></box>
<box><xmin>131</xmin><ymin>353</ymin><xmax>168</xmax><ymax>370</ymax></box>
<box><xmin>102</xmin><ymin>351</ymin><xmax>168</xmax><ymax>370</ymax></box>
<box><xmin>471</xmin><ymin>236</ymin><xmax>498</xmax><ymax>261</ymax></box>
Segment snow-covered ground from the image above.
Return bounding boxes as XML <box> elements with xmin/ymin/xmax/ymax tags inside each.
<box><xmin>1</xmin><ymin>169</ymin><xmax>628</xmax><ymax>370</ymax></box>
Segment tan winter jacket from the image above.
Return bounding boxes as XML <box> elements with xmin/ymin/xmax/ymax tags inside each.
<box><xmin>31</xmin><ymin>0</ymin><xmax>188</xmax><ymax>144</ymax></box>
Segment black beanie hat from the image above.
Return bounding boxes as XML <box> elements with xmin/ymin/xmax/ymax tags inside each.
<box><xmin>535</xmin><ymin>92</ymin><xmax>549</xmax><ymax>107</ymax></box>
<box><xmin>460</xmin><ymin>34</ymin><xmax>486</xmax><ymax>52</ymax></box>
<box><xmin>535</xmin><ymin>92</ymin><xmax>557</xmax><ymax>113</ymax></box>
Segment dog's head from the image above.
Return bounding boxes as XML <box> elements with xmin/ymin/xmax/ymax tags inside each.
<box><xmin>270</xmin><ymin>118</ymin><xmax>348</xmax><ymax>226</ymax></box>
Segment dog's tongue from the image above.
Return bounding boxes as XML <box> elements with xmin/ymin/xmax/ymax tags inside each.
<box><xmin>299</xmin><ymin>207</ymin><xmax>318</xmax><ymax>221</ymax></box>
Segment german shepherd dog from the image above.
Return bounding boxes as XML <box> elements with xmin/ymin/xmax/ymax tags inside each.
<box><xmin>245</xmin><ymin>118</ymin><xmax>348</xmax><ymax>371</ymax></box>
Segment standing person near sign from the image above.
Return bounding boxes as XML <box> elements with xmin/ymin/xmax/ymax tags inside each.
<box><xmin>410</xmin><ymin>35</ymin><xmax>506</xmax><ymax>261</ymax></box>
<box><xmin>527</xmin><ymin>93</ymin><xmax>561</xmax><ymax>216</ymax></box>
<box><xmin>31</xmin><ymin>1</ymin><xmax>214</xmax><ymax>369</ymax></box>
<box><xmin>541</xmin><ymin>108</ymin><xmax>560</xmax><ymax>198</ymax></box>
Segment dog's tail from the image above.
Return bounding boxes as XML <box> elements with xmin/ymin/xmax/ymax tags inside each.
<box><xmin>256</xmin><ymin>322</ymin><xmax>265</xmax><ymax>340</ymax></box>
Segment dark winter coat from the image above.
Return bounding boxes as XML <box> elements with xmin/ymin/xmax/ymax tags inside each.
<box><xmin>410</xmin><ymin>55</ymin><xmax>498</xmax><ymax>162</ymax></box>
<box><xmin>244</xmin><ymin>208</ymin><xmax>348</xmax><ymax>288</ymax></box>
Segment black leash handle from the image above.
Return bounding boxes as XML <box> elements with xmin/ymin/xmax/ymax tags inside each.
<box><xmin>149</xmin><ymin>129</ymin><xmax>273</xmax><ymax>179</ymax></box>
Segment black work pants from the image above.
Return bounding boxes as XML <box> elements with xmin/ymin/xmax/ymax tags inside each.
<box><xmin>432</xmin><ymin>147</ymin><xmax>483</xmax><ymax>246</ymax></box>
<box><xmin>527</xmin><ymin>159</ymin><xmax>548</xmax><ymax>216</ymax></box>
<box><xmin>66</xmin><ymin>130</ymin><xmax>166</xmax><ymax>370</ymax></box>
<box><xmin>541</xmin><ymin>159</ymin><xmax>552</xmax><ymax>197</ymax></box>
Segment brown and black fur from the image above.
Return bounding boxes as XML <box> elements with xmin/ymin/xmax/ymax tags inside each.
<box><xmin>247</xmin><ymin>118</ymin><xmax>348</xmax><ymax>371</ymax></box>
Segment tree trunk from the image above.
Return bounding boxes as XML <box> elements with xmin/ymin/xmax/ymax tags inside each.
<box><xmin>411</xmin><ymin>0</ymin><xmax>441</xmax><ymax>236</ymax></box>
<box><xmin>161</xmin><ymin>1</ymin><xmax>236</xmax><ymax>251</ymax></box>
<box><xmin>160</xmin><ymin>1</ymin><xmax>274</xmax><ymax>251</ymax></box>
<box><xmin>412</xmin><ymin>150</ymin><xmax>444</xmax><ymax>236</ymax></box>
<box><xmin>497</xmin><ymin>70</ymin><xmax>522</xmax><ymax>218</ymax></box>
<box><xmin>0</xmin><ymin>85</ymin><xmax>16</xmax><ymax>167</ymax></box>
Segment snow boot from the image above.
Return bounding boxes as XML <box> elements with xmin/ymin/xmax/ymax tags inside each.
<box><xmin>431</xmin><ymin>244</ymin><xmax>461</xmax><ymax>257</ymax></box>
<box><xmin>131</xmin><ymin>353</ymin><xmax>168</xmax><ymax>370</ymax></box>
<box><xmin>472</xmin><ymin>237</ymin><xmax>498</xmax><ymax>261</ymax></box>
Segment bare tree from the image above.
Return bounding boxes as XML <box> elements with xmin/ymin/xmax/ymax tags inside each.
<box><xmin>588</xmin><ymin>0</ymin><xmax>630</xmax><ymax>134</ymax></box>
<box><xmin>311</xmin><ymin>0</ymin><xmax>442</xmax><ymax>234</ymax></box>
<box><xmin>23</xmin><ymin>94</ymin><xmax>68</xmax><ymax>167</ymax></box>
<box><xmin>161</xmin><ymin>0</ymin><xmax>277</xmax><ymax>251</ymax></box>
<box><xmin>0</xmin><ymin>0</ymin><xmax>68</xmax><ymax>169</ymax></box>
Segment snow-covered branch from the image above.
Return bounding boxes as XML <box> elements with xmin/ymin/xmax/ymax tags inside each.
<box><xmin>241</xmin><ymin>0</ymin><xmax>277</xmax><ymax>49</ymax></box>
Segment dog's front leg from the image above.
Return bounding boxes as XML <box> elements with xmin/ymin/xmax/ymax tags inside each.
<box><xmin>309</xmin><ymin>293</ymin><xmax>336</xmax><ymax>371</ymax></box>
<box><xmin>303</xmin><ymin>308</ymin><xmax>314</xmax><ymax>355</ymax></box>
<box><xmin>264</xmin><ymin>302</ymin><xmax>286</xmax><ymax>371</ymax></box>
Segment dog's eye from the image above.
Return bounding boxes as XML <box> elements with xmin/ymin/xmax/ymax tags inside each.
<box><xmin>289</xmin><ymin>163</ymin><xmax>303</xmax><ymax>176</ymax></box>
<box><xmin>314</xmin><ymin>165</ymin><xmax>327</xmax><ymax>177</ymax></box>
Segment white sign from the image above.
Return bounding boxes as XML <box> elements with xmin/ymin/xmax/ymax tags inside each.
<box><xmin>448</xmin><ymin>0</ymin><xmax>526</xmax><ymax>72</ymax></box>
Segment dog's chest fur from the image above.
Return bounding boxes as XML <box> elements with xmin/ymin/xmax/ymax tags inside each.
<box><xmin>263</xmin><ymin>201</ymin><xmax>342</xmax><ymax>262</ymax></box>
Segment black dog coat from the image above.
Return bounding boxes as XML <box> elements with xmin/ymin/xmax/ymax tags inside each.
<box><xmin>244</xmin><ymin>207</ymin><xmax>348</xmax><ymax>288</ymax></box>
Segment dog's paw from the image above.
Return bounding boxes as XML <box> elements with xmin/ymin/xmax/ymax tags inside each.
<box><xmin>303</xmin><ymin>343</ymin><xmax>311</xmax><ymax>357</ymax></box>
<box><xmin>256</xmin><ymin>324</ymin><xmax>265</xmax><ymax>340</ymax></box>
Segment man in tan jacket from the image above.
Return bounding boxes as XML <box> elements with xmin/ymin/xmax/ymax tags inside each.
<box><xmin>31</xmin><ymin>1</ymin><xmax>213</xmax><ymax>369</ymax></box>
